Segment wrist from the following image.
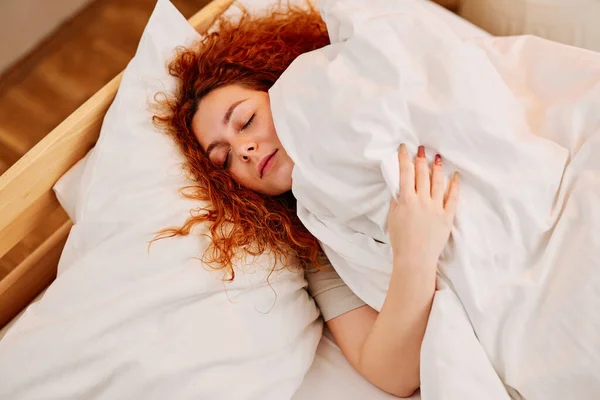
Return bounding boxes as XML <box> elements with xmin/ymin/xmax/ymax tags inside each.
<box><xmin>392</xmin><ymin>254</ymin><xmax>438</xmax><ymax>277</ymax></box>
<box><xmin>388</xmin><ymin>257</ymin><xmax>437</xmax><ymax>306</ymax></box>
<box><xmin>392</xmin><ymin>250</ymin><xmax>437</xmax><ymax>268</ymax></box>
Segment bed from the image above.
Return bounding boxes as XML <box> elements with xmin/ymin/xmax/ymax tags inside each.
<box><xmin>0</xmin><ymin>1</ymin><xmax>489</xmax><ymax>398</ymax></box>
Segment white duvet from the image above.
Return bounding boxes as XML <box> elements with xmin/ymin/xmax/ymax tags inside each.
<box><xmin>270</xmin><ymin>0</ymin><xmax>600</xmax><ymax>399</ymax></box>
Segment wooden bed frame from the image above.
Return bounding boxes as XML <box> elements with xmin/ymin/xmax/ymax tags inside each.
<box><xmin>0</xmin><ymin>0</ymin><xmax>234</xmax><ymax>331</ymax></box>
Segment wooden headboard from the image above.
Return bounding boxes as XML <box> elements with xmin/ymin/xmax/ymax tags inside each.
<box><xmin>0</xmin><ymin>0</ymin><xmax>234</xmax><ymax>330</ymax></box>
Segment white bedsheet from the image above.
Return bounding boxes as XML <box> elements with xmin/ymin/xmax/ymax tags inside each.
<box><xmin>294</xmin><ymin>329</ymin><xmax>418</xmax><ymax>399</ymax></box>
<box><xmin>270</xmin><ymin>0</ymin><xmax>600</xmax><ymax>399</ymax></box>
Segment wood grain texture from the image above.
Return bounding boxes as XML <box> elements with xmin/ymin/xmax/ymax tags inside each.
<box><xmin>0</xmin><ymin>221</ymin><xmax>72</xmax><ymax>329</ymax></box>
<box><xmin>0</xmin><ymin>74</ymin><xmax>120</xmax><ymax>258</ymax></box>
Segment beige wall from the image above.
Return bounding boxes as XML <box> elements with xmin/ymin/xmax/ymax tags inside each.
<box><xmin>0</xmin><ymin>0</ymin><xmax>94</xmax><ymax>74</ymax></box>
<box><xmin>460</xmin><ymin>0</ymin><xmax>600</xmax><ymax>52</ymax></box>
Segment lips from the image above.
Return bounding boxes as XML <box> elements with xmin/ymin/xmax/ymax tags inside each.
<box><xmin>258</xmin><ymin>149</ymin><xmax>278</xmax><ymax>178</ymax></box>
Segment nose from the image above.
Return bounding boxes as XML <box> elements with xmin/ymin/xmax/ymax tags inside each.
<box><xmin>238</xmin><ymin>142</ymin><xmax>257</xmax><ymax>161</ymax></box>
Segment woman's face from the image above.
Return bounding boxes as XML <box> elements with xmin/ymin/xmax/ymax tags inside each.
<box><xmin>192</xmin><ymin>85</ymin><xmax>294</xmax><ymax>196</ymax></box>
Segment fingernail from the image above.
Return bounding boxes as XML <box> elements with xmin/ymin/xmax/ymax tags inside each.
<box><xmin>399</xmin><ymin>143</ymin><xmax>407</xmax><ymax>152</ymax></box>
<box><xmin>434</xmin><ymin>154</ymin><xmax>442</xmax><ymax>165</ymax></box>
<box><xmin>453</xmin><ymin>171</ymin><xmax>460</xmax><ymax>181</ymax></box>
<box><xmin>418</xmin><ymin>145</ymin><xmax>425</xmax><ymax>158</ymax></box>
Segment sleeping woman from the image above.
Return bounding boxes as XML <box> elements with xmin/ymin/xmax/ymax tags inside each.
<box><xmin>154</xmin><ymin>5</ymin><xmax>459</xmax><ymax>397</ymax></box>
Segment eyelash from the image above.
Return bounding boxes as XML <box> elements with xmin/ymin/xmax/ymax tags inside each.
<box><xmin>242</xmin><ymin>114</ymin><xmax>255</xmax><ymax>131</ymax></box>
<box><xmin>222</xmin><ymin>114</ymin><xmax>256</xmax><ymax>169</ymax></box>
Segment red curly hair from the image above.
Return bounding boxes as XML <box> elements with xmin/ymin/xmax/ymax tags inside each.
<box><xmin>153</xmin><ymin>2</ymin><xmax>330</xmax><ymax>279</ymax></box>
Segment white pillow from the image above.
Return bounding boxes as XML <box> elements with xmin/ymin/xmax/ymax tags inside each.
<box><xmin>52</xmin><ymin>151</ymin><xmax>90</xmax><ymax>223</ymax></box>
<box><xmin>0</xmin><ymin>2</ymin><xmax>321</xmax><ymax>399</ymax></box>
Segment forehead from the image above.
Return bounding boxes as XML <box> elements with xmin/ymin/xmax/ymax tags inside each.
<box><xmin>191</xmin><ymin>85</ymin><xmax>252</xmax><ymax>150</ymax></box>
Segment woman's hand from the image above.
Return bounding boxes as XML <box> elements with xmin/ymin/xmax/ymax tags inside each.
<box><xmin>387</xmin><ymin>144</ymin><xmax>459</xmax><ymax>271</ymax></box>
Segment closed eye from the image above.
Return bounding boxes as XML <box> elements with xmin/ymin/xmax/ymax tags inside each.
<box><xmin>220</xmin><ymin>114</ymin><xmax>255</xmax><ymax>168</ymax></box>
<box><xmin>222</xmin><ymin>148</ymin><xmax>232</xmax><ymax>169</ymax></box>
<box><xmin>242</xmin><ymin>114</ymin><xmax>255</xmax><ymax>131</ymax></box>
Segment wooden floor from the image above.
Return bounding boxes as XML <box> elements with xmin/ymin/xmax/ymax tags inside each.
<box><xmin>0</xmin><ymin>0</ymin><xmax>210</xmax><ymax>279</ymax></box>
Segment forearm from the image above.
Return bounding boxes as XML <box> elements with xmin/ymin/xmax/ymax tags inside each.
<box><xmin>327</xmin><ymin>144</ymin><xmax>457</xmax><ymax>397</ymax></box>
<box><xmin>357</xmin><ymin>259</ymin><xmax>436</xmax><ymax>397</ymax></box>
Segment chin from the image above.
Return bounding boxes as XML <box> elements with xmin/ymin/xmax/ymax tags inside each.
<box><xmin>264</xmin><ymin>174</ymin><xmax>292</xmax><ymax>197</ymax></box>
<box><xmin>258</xmin><ymin>158</ymin><xmax>294</xmax><ymax>196</ymax></box>
<box><xmin>276</xmin><ymin>164</ymin><xmax>294</xmax><ymax>192</ymax></box>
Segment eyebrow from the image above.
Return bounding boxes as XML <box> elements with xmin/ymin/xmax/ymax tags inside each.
<box><xmin>206</xmin><ymin>98</ymin><xmax>249</xmax><ymax>158</ymax></box>
<box><xmin>223</xmin><ymin>98</ymin><xmax>248</xmax><ymax>126</ymax></box>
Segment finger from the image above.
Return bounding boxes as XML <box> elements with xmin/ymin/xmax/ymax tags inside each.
<box><xmin>398</xmin><ymin>144</ymin><xmax>415</xmax><ymax>196</ymax></box>
<box><xmin>431</xmin><ymin>154</ymin><xmax>444</xmax><ymax>204</ymax></box>
<box><xmin>444</xmin><ymin>171</ymin><xmax>460</xmax><ymax>216</ymax></box>
<box><xmin>415</xmin><ymin>145</ymin><xmax>430</xmax><ymax>197</ymax></box>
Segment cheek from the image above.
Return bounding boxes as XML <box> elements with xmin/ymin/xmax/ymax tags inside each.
<box><xmin>229</xmin><ymin>167</ymin><xmax>255</xmax><ymax>187</ymax></box>
<box><xmin>272</xmin><ymin>154</ymin><xmax>294</xmax><ymax>193</ymax></box>
<box><xmin>230</xmin><ymin>162</ymin><xmax>292</xmax><ymax>196</ymax></box>
<box><xmin>228</xmin><ymin>165</ymin><xmax>266</xmax><ymax>194</ymax></box>
<box><xmin>261</xmin><ymin>110</ymin><xmax>281</xmax><ymax>145</ymax></box>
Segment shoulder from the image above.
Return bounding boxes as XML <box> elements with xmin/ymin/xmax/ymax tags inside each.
<box><xmin>306</xmin><ymin>253</ymin><xmax>366</xmax><ymax>321</ymax></box>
